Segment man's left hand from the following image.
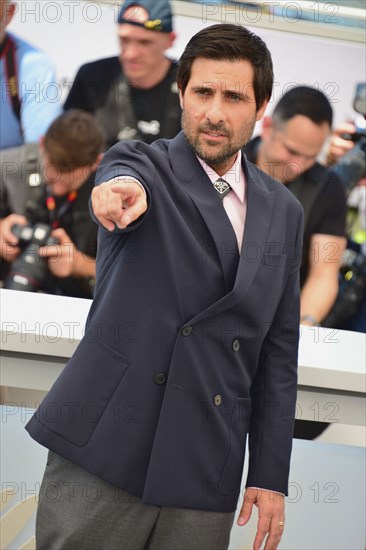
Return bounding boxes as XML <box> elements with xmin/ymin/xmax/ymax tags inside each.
<box><xmin>237</xmin><ymin>488</ymin><xmax>285</xmax><ymax>550</ymax></box>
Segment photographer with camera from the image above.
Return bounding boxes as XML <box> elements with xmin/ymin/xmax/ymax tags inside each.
<box><xmin>0</xmin><ymin>109</ymin><xmax>105</xmax><ymax>298</ymax></box>
<box><xmin>243</xmin><ymin>86</ymin><xmax>348</xmax><ymax>441</ymax></box>
<box><xmin>244</xmin><ymin>86</ymin><xmax>347</xmax><ymax>328</ymax></box>
<box><xmin>322</xmin><ymin>84</ymin><xmax>366</xmax><ymax>333</ymax></box>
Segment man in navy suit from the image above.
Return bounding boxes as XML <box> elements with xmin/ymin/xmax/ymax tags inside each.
<box><xmin>27</xmin><ymin>24</ymin><xmax>303</xmax><ymax>550</ymax></box>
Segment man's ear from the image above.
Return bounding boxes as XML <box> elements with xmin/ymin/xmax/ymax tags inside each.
<box><xmin>38</xmin><ymin>135</ymin><xmax>45</xmax><ymax>152</ymax></box>
<box><xmin>255</xmin><ymin>100</ymin><xmax>269</xmax><ymax>122</ymax></box>
<box><xmin>92</xmin><ymin>153</ymin><xmax>104</xmax><ymax>169</ymax></box>
<box><xmin>261</xmin><ymin>116</ymin><xmax>274</xmax><ymax>138</ymax></box>
<box><xmin>161</xmin><ymin>31</ymin><xmax>176</xmax><ymax>52</ymax></box>
<box><xmin>178</xmin><ymin>88</ymin><xmax>184</xmax><ymax>109</ymax></box>
<box><xmin>5</xmin><ymin>2</ymin><xmax>16</xmax><ymax>26</ymax></box>
<box><xmin>168</xmin><ymin>31</ymin><xmax>177</xmax><ymax>49</ymax></box>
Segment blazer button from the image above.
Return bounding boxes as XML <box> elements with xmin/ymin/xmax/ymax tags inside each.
<box><xmin>232</xmin><ymin>339</ymin><xmax>240</xmax><ymax>352</ymax></box>
<box><xmin>213</xmin><ymin>394</ymin><xmax>222</xmax><ymax>407</ymax></box>
<box><xmin>154</xmin><ymin>373</ymin><xmax>166</xmax><ymax>385</ymax></box>
<box><xmin>181</xmin><ymin>326</ymin><xmax>193</xmax><ymax>337</ymax></box>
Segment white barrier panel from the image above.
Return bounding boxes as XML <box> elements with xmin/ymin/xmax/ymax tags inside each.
<box><xmin>0</xmin><ymin>289</ymin><xmax>365</xmax><ymax>548</ymax></box>
<box><xmin>1</xmin><ymin>288</ymin><xmax>365</xmax><ymax>428</ymax></box>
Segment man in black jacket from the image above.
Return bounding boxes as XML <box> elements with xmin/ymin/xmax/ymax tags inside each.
<box><xmin>65</xmin><ymin>0</ymin><xmax>181</xmax><ymax>148</ymax></box>
<box><xmin>244</xmin><ymin>86</ymin><xmax>347</xmax><ymax>328</ymax></box>
<box><xmin>244</xmin><ymin>87</ymin><xmax>347</xmax><ymax>440</ymax></box>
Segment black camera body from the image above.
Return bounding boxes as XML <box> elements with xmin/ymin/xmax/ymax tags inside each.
<box><xmin>335</xmin><ymin>133</ymin><xmax>366</xmax><ymax>194</ymax></box>
<box><xmin>323</xmin><ymin>249</ymin><xmax>366</xmax><ymax>329</ymax></box>
<box><xmin>334</xmin><ymin>82</ymin><xmax>366</xmax><ymax>193</ymax></box>
<box><xmin>4</xmin><ymin>223</ymin><xmax>59</xmax><ymax>292</ymax></box>
<box><xmin>323</xmin><ymin>83</ymin><xmax>366</xmax><ymax>330</ymax></box>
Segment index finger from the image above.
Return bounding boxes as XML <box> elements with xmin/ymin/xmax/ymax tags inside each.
<box><xmin>111</xmin><ymin>180</ymin><xmax>144</xmax><ymax>202</ymax></box>
<box><xmin>39</xmin><ymin>243</ymin><xmax>61</xmax><ymax>258</ymax></box>
<box><xmin>91</xmin><ymin>185</ymin><xmax>120</xmax><ymax>231</ymax></box>
<box><xmin>334</xmin><ymin>122</ymin><xmax>356</xmax><ymax>135</ymax></box>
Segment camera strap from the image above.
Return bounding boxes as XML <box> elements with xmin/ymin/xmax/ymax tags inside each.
<box><xmin>46</xmin><ymin>190</ymin><xmax>78</xmax><ymax>229</ymax></box>
<box><xmin>0</xmin><ymin>33</ymin><xmax>22</xmax><ymax>130</ymax></box>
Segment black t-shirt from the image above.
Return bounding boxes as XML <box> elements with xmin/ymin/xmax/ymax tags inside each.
<box><xmin>129</xmin><ymin>67</ymin><xmax>179</xmax><ymax>144</ymax></box>
<box><xmin>65</xmin><ymin>57</ymin><xmax>121</xmax><ymax>113</ymax></box>
<box><xmin>244</xmin><ymin>136</ymin><xmax>346</xmax><ymax>286</ymax></box>
<box><xmin>65</xmin><ymin>57</ymin><xmax>181</xmax><ymax>148</ymax></box>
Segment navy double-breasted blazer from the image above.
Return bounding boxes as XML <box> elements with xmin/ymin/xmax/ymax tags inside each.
<box><xmin>26</xmin><ymin>132</ymin><xmax>303</xmax><ymax>513</ymax></box>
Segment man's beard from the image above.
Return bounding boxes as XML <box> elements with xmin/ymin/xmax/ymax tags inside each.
<box><xmin>182</xmin><ymin>111</ymin><xmax>256</xmax><ymax>172</ymax></box>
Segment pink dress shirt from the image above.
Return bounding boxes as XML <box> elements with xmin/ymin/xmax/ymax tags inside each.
<box><xmin>197</xmin><ymin>151</ymin><xmax>247</xmax><ymax>252</ymax></box>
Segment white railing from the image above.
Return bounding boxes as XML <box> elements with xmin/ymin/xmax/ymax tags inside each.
<box><xmin>1</xmin><ymin>288</ymin><xmax>365</xmax><ymax>430</ymax></box>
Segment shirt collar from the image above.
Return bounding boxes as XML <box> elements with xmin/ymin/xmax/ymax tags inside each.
<box><xmin>197</xmin><ymin>150</ymin><xmax>245</xmax><ymax>203</ymax></box>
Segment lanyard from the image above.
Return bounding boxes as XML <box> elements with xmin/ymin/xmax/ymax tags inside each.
<box><xmin>46</xmin><ymin>190</ymin><xmax>78</xmax><ymax>229</ymax></box>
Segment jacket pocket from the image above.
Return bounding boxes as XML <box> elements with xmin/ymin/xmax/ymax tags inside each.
<box><xmin>219</xmin><ymin>397</ymin><xmax>251</xmax><ymax>499</ymax></box>
<box><xmin>35</xmin><ymin>338</ymin><xmax>131</xmax><ymax>446</ymax></box>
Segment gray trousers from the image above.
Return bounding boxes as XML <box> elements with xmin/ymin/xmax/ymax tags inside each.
<box><xmin>36</xmin><ymin>452</ymin><xmax>235</xmax><ymax>550</ymax></box>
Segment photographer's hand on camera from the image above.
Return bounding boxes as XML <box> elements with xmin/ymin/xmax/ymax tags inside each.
<box><xmin>91</xmin><ymin>178</ymin><xmax>148</xmax><ymax>231</ymax></box>
<box><xmin>0</xmin><ymin>213</ymin><xmax>27</xmax><ymax>262</ymax></box>
<box><xmin>38</xmin><ymin>228</ymin><xmax>96</xmax><ymax>279</ymax></box>
<box><xmin>327</xmin><ymin>122</ymin><xmax>357</xmax><ymax>166</ymax></box>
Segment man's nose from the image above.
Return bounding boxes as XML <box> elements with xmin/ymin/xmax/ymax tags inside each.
<box><xmin>122</xmin><ymin>42</ymin><xmax>139</xmax><ymax>60</ymax></box>
<box><xmin>205</xmin><ymin>95</ymin><xmax>226</xmax><ymax>126</ymax></box>
<box><xmin>283</xmin><ymin>151</ymin><xmax>306</xmax><ymax>170</ymax></box>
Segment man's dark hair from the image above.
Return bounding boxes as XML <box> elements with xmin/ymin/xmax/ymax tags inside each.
<box><xmin>44</xmin><ymin>109</ymin><xmax>105</xmax><ymax>171</ymax></box>
<box><xmin>177</xmin><ymin>23</ymin><xmax>273</xmax><ymax>111</ymax></box>
<box><xmin>272</xmin><ymin>86</ymin><xmax>333</xmax><ymax>128</ymax></box>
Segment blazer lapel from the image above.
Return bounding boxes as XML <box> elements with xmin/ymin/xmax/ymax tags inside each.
<box><xmin>185</xmin><ymin>155</ymin><xmax>276</xmax><ymax>326</ymax></box>
<box><xmin>234</xmin><ymin>158</ymin><xmax>276</xmax><ymax>294</ymax></box>
<box><xmin>169</xmin><ymin>133</ymin><xmax>240</xmax><ymax>293</ymax></box>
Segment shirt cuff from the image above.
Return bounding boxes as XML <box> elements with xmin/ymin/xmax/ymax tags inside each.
<box><xmin>108</xmin><ymin>176</ymin><xmax>146</xmax><ymax>199</ymax></box>
<box><xmin>247</xmin><ymin>487</ymin><xmax>285</xmax><ymax>497</ymax></box>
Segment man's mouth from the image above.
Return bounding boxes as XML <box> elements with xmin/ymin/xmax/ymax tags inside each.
<box><xmin>124</xmin><ymin>61</ymin><xmax>142</xmax><ymax>68</ymax></box>
<box><xmin>202</xmin><ymin>130</ymin><xmax>227</xmax><ymax>140</ymax></box>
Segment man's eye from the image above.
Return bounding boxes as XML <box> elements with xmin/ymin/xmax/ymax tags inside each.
<box><xmin>196</xmin><ymin>89</ymin><xmax>210</xmax><ymax>96</ymax></box>
<box><xmin>226</xmin><ymin>93</ymin><xmax>241</xmax><ymax>102</ymax></box>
